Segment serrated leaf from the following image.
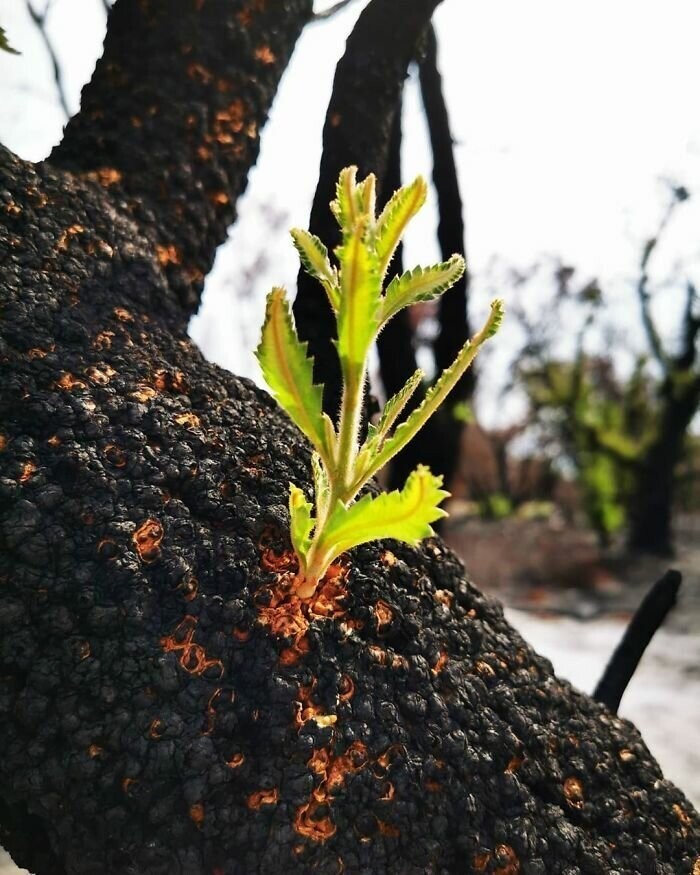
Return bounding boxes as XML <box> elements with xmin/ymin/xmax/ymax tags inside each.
<box><xmin>316</xmin><ymin>465</ymin><xmax>448</xmax><ymax>560</ymax></box>
<box><xmin>355</xmin><ymin>300</ymin><xmax>505</xmax><ymax>487</ymax></box>
<box><xmin>330</xmin><ymin>165</ymin><xmax>359</xmax><ymax>232</ymax></box>
<box><xmin>370</xmin><ymin>369</ymin><xmax>423</xmax><ymax>447</ymax></box>
<box><xmin>355</xmin><ymin>373</ymin><xmax>421</xmax><ymax>480</ymax></box>
<box><xmin>322</xmin><ymin>413</ymin><xmax>337</xmax><ymax>459</ymax></box>
<box><xmin>354</xmin><ymin>173</ymin><xmax>376</xmax><ymax>221</ymax></box>
<box><xmin>290</xmin><ymin>228</ymin><xmax>339</xmax><ymax>311</ymax></box>
<box><xmin>311</xmin><ymin>452</ymin><xmax>331</xmax><ymax>521</ymax></box>
<box><xmin>335</xmin><ymin>223</ymin><xmax>381</xmax><ymax>386</ymax></box>
<box><xmin>0</xmin><ymin>26</ymin><xmax>20</xmax><ymax>55</ymax></box>
<box><xmin>374</xmin><ymin>176</ymin><xmax>427</xmax><ymax>276</ymax></box>
<box><xmin>381</xmin><ymin>255</ymin><xmax>465</xmax><ymax>325</ymax></box>
<box><xmin>289</xmin><ymin>483</ymin><xmax>314</xmax><ymax>565</ymax></box>
<box><xmin>255</xmin><ymin>287</ymin><xmax>330</xmax><ymax>461</ymax></box>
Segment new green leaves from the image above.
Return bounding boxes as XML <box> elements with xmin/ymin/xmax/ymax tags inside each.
<box><xmin>290</xmin><ymin>229</ymin><xmax>339</xmax><ymax>311</ymax></box>
<box><xmin>381</xmin><ymin>256</ymin><xmax>465</xmax><ymax>325</ymax></box>
<box><xmin>358</xmin><ymin>299</ymin><xmax>506</xmax><ymax>484</ymax></box>
<box><xmin>375</xmin><ymin>175</ymin><xmax>427</xmax><ymax>277</ymax></box>
<box><xmin>335</xmin><ymin>221</ymin><xmax>381</xmax><ymax>387</ymax></box>
<box><xmin>257</xmin><ymin>166</ymin><xmax>503</xmax><ymax>595</ymax></box>
<box><xmin>321</xmin><ymin>465</ymin><xmax>448</xmax><ymax>557</ymax></box>
<box><xmin>289</xmin><ymin>484</ymin><xmax>314</xmax><ymax>564</ymax></box>
<box><xmin>255</xmin><ymin>288</ymin><xmax>331</xmax><ymax>463</ymax></box>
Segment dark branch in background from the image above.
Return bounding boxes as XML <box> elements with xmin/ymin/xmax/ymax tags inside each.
<box><xmin>627</xmin><ymin>185</ymin><xmax>700</xmax><ymax>555</ymax></box>
<box><xmin>312</xmin><ymin>0</ymin><xmax>358</xmax><ymax>21</ymax></box>
<box><xmin>293</xmin><ymin>0</ymin><xmax>443</xmax><ymax>420</ymax></box>
<box><xmin>375</xmin><ymin>101</ymin><xmax>419</xmax><ymax>408</ymax></box>
<box><xmin>636</xmin><ymin>185</ymin><xmax>688</xmax><ymax>374</ymax></box>
<box><xmin>378</xmin><ymin>24</ymin><xmax>472</xmax><ymax>500</ymax></box>
<box><xmin>680</xmin><ymin>280</ymin><xmax>700</xmax><ymax>370</ymax></box>
<box><xmin>593</xmin><ymin>570</ymin><xmax>682</xmax><ymax>713</ymax></box>
<box><xmin>26</xmin><ymin>0</ymin><xmax>70</xmax><ymax>119</ymax></box>
<box><xmin>420</xmin><ymin>24</ymin><xmax>471</xmax><ymax>392</ymax></box>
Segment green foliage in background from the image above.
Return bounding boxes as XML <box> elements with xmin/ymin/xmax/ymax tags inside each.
<box><xmin>522</xmin><ymin>356</ymin><xmax>655</xmax><ymax>544</ymax></box>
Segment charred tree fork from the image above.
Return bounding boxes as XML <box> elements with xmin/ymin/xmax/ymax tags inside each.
<box><xmin>0</xmin><ymin>2</ymin><xmax>698</xmax><ymax>874</ymax></box>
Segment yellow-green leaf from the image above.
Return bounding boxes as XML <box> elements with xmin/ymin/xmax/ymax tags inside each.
<box><xmin>317</xmin><ymin>465</ymin><xmax>448</xmax><ymax>560</ymax></box>
<box><xmin>255</xmin><ymin>287</ymin><xmax>329</xmax><ymax>460</ymax></box>
<box><xmin>374</xmin><ymin>175</ymin><xmax>427</xmax><ymax>276</ymax></box>
<box><xmin>371</xmin><ymin>369</ymin><xmax>423</xmax><ymax>448</ymax></box>
<box><xmin>381</xmin><ymin>255</ymin><xmax>465</xmax><ymax>325</ymax></box>
<box><xmin>289</xmin><ymin>483</ymin><xmax>314</xmax><ymax>566</ymax></box>
<box><xmin>290</xmin><ymin>228</ymin><xmax>339</xmax><ymax>311</ymax></box>
<box><xmin>335</xmin><ymin>222</ymin><xmax>381</xmax><ymax>385</ymax></box>
<box><xmin>330</xmin><ymin>166</ymin><xmax>360</xmax><ymax>232</ymax></box>
<box><xmin>356</xmin><ymin>300</ymin><xmax>505</xmax><ymax>487</ymax></box>
<box><xmin>311</xmin><ymin>451</ymin><xmax>331</xmax><ymax>521</ymax></box>
<box><xmin>354</xmin><ymin>173</ymin><xmax>377</xmax><ymax>221</ymax></box>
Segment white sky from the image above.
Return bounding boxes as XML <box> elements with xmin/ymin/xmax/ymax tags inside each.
<box><xmin>2</xmin><ymin>0</ymin><xmax>700</xmax><ymax>425</ymax></box>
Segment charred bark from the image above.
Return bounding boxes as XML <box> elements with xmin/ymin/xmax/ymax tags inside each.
<box><xmin>0</xmin><ymin>3</ymin><xmax>699</xmax><ymax>874</ymax></box>
<box><xmin>374</xmin><ymin>103</ymin><xmax>420</xmax><ymax>442</ymax></box>
<box><xmin>594</xmin><ymin>570</ymin><xmax>682</xmax><ymax>713</ymax></box>
<box><xmin>377</xmin><ymin>25</ymin><xmax>470</xmax><ymax>499</ymax></box>
<box><xmin>627</xmin><ymin>371</ymin><xmax>700</xmax><ymax>554</ymax></box>
<box><xmin>627</xmin><ymin>200</ymin><xmax>700</xmax><ymax>555</ymax></box>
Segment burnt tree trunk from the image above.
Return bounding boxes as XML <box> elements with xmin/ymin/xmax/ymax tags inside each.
<box><xmin>377</xmin><ymin>25</ymin><xmax>472</xmax><ymax>499</ymax></box>
<box><xmin>627</xmin><ymin>371</ymin><xmax>700</xmax><ymax>555</ymax></box>
<box><xmin>293</xmin><ymin>0</ymin><xmax>443</xmax><ymax>421</ymax></box>
<box><xmin>0</xmin><ymin>2</ymin><xmax>699</xmax><ymax>874</ymax></box>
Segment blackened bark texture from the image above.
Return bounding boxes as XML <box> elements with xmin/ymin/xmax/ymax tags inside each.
<box><xmin>51</xmin><ymin>0</ymin><xmax>309</xmax><ymax>316</ymax></box>
<box><xmin>1</xmin><ymin>5</ymin><xmax>699</xmax><ymax>875</ymax></box>
<box><xmin>293</xmin><ymin>0</ymin><xmax>442</xmax><ymax>421</ymax></box>
<box><xmin>594</xmin><ymin>570</ymin><xmax>681</xmax><ymax>713</ymax></box>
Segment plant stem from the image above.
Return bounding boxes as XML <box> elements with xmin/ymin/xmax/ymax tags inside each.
<box><xmin>336</xmin><ymin>369</ymin><xmax>366</xmax><ymax>493</ymax></box>
<box><xmin>297</xmin><ymin>365</ymin><xmax>367</xmax><ymax>596</ymax></box>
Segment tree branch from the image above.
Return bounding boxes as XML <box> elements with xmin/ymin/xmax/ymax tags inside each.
<box><xmin>419</xmin><ymin>24</ymin><xmax>471</xmax><ymax>398</ymax></box>
<box><xmin>312</xmin><ymin>0</ymin><xmax>358</xmax><ymax>21</ymax></box>
<box><xmin>376</xmin><ymin>100</ymin><xmax>419</xmax><ymax>402</ymax></box>
<box><xmin>635</xmin><ymin>192</ymin><xmax>686</xmax><ymax>374</ymax></box>
<box><xmin>26</xmin><ymin>0</ymin><xmax>71</xmax><ymax>120</ymax></box>
<box><xmin>593</xmin><ymin>570</ymin><xmax>682</xmax><ymax>713</ymax></box>
<box><xmin>49</xmin><ymin>0</ymin><xmax>313</xmax><ymax>316</ymax></box>
<box><xmin>678</xmin><ymin>280</ymin><xmax>700</xmax><ymax>371</ymax></box>
<box><xmin>293</xmin><ymin>0</ymin><xmax>443</xmax><ymax>420</ymax></box>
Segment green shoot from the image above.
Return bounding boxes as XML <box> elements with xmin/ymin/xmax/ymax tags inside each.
<box><xmin>256</xmin><ymin>166</ymin><xmax>504</xmax><ymax>597</ymax></box>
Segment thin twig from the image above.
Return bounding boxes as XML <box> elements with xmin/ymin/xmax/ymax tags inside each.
<box><xmin>636</xmin><ymin>191</ymin><xmax>685</xmax><ymax>375</ymax></box>
<box><xmin>312</xmin><ymin>0</ymin><xmax>358</xmax><ymax>21</ymax></box>
<box><xmin>26</xmin><ymin>0</ymin><xmax>70</xmax><ymax>119</ymax></box>
<box><xmin>679</xmin><ymin>280</ymin><xmax>700</xmax><ymax>370</ymax></box>
<box><xmin>593</xmin><ymin>569</ymin><xmax>682</xmax><ymax>713</ymax></box>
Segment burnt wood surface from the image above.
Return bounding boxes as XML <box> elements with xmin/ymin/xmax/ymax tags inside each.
<box><xmin>0</xmin><ymin>2</ymin><xmax>699</xmax><ymax>874</ymax></box>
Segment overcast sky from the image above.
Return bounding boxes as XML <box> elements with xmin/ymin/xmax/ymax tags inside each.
<box><xmin>2</xmin><ymin>0</ymin><xmax>699</xmax><ymax>424</ymax></box>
